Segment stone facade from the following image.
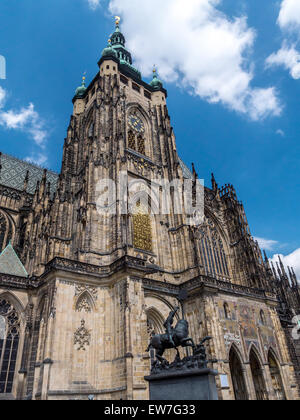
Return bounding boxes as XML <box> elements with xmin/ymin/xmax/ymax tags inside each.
<box><xmin>0</xmin><ymin>21</ymin><xmax>299</xmax><ymax>400</ymax></box>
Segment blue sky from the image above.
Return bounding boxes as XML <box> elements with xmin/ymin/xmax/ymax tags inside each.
<box><xmin>0</xmin><ymin>0</ymin><xmax>299</xmax><ymax>274</ymax></box>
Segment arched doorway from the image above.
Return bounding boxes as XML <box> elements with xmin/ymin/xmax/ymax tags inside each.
<box><xmin>229</xmin><ymin>346</ymin><xmax>248</xmax><ymax>400</ymax></box>
<box><xmin>0</xmin><ymin>298</ymin><xmax>20</xmax><ymax>394</ymax></box>
<box><xmin>249</xmin><ymin>349</ymin><xmax>268</xmax><ymax>400</ymax></box>
<box><xmin>268</xmin><ymin>350</ymin><xmax>286</xmax><ymax>400</ymax></box>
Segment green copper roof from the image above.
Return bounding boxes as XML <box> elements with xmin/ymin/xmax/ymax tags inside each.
<box><xmin>101</xmin><ymin>19</ymin><xmax>142</xmax><ymax>80</ymax></box>
<box><xmin>0</xmin><ymin>242</ymin><xmax>28</xmax><ymax>277</ymax></box>
<box><xmin>75</xmin><ymin>77</ymin><xmax>87</xmax><ymax>99</ymax></box>
<box><xmin>102</xmin><ymin>41</ymin><xmax>118</xmax><ymax>59</ymax></box>
<box><xmin>150</xmin><ymin>68</ymin><xmax>163</xmax><ymax>90</ymax></box>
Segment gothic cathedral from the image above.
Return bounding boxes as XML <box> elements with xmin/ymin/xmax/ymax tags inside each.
<box><xmin>0</xmin><ymin>19</ymin><xmax>299</xmax><ymax>400</ymax></box>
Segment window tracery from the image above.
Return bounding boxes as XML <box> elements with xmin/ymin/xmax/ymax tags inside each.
<box><xmin>0</xmin><ymin>298</ymin><xmax>20</xmax><ymax>394</ymax></box>
<box><xmin>127</xmin><ymin>130</ymin><xmax>146</xmax><ymax>156</ymax></box>
<box><xmin>75</xmin><ymin>293</ymin><xmax>93</xmax><ymax>313</ymax></box>
<box><xmin>196</xmin><ymin>215</ymin><xmax>230</xmax><ymax>280</ymax></box>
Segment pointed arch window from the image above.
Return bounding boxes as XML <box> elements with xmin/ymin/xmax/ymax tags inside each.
<box><xmin>75</xmin><ymin>292</ymin><xmax>94</xmax><ymax>313</ymax></box>
<box><xmin>127</xmin><ymin>130</ymin><xmax>146</xmax><ymax>156</ymax></box>
<box><xmin>268</xmin><ymin>351</ymin><xmax>286</xmax><ymax>400</ymax></box>
<box><xmin>0</xmin><ymin>298</ymin><xmax>20</xmax><ymax>394</ymax></box>
<box><xmin>133</xmin><ymin>200</ymin><xmax>152</xmax><ymax>252</ymax></box>
<box><xmin>229</xmin><ymin>346</ymin><xmax>248</xmax><ymax>400</ymax></box>
<box><xmin>196</xmin><ymin>215</ymin><xmax>230</xmax><ymax>280</ymax></box>
<box><xmin>249</xmin><ymin>349</ymin><xmax>268</xmax><ymax>400</ymax></box>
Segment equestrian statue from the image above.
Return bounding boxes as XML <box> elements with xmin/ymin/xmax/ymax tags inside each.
<box><xmin>146</xmin><ymin>305</ymin><xmax>212</xmax><ymax>366</ymax></box>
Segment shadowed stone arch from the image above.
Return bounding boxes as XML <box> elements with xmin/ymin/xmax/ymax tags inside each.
<box><xmin>268</xmin><ymin>348</ymin><xmax>286</xmax><ymax>400</ymax></box>
<box><xmin>229</xmin><ymin>343</ymin><xmax>249</xmax><ymax>400</ymax></box>
<box><xmin>249</xmin><ymin>344</ymin><xmax>268</xmax><ymax>400</ymax></box>
<box><xmin>146</xmin><ymin>306</ymin><xmax>165</xmax><ymax>336</ymax></box>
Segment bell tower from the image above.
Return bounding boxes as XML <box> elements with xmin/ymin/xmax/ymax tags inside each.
<box><xmin>23</xmin><ymin>17</ymin><xmax>189</xmax><ymax>276</ymax></box>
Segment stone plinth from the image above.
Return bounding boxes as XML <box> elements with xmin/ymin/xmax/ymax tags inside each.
<box><xmin>145</xmin><ymin>367</ymin><xmax>218</xmax><ymax>401</ymax></box>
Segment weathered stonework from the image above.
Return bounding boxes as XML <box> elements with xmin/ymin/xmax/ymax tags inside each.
<box><xmin>0</xmin><ymin>21</ymin><xmax>299</xmax><ymax>401</ymax></box>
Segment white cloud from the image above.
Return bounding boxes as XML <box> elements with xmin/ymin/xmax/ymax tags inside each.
<box><xmin>0</xmin><ymin>87</ymin><xmax>5</xmax><ymax>108</ymax></box>
<box><xmin>108</xmin><ymin>0</ymin><xmax>281</xmax><ymax>120</ymax></box>
<box><xmin>87</xmin><ymin>0</ymin><xmax>101</xmax><ymax>10</ymax></box>
<box><xmin>278</xmin><ymin>0</ymin><xmax>300</xmax><ymax>30</ymax></box>
<box><xmin>266</xmin><ymin>1</ymin><xmax>300</xmax><ymax>80</ymax></box>
<box><xmin>266</xmin><ymin>43</ymin><xmax>300</xmax><ymax>79</ymax></box>
<box><xmin>276</xmin><ymin>129</ymin><xmax>285</xmax><ymax>137</ymax></box>
<box><xmin>0</xmin><ymin>87</ymin><xmax>48</xmax><ymax>164</ymax></box>
<box><xmin>254</xmin><ymin>237</ymin><xmax>279</xmax><ymax>251</ymax></box>
<box><xmin>25</xmin><ymin>153</ymin><xmax>48</xmax><ymax>166</ymax></box>
<box><xmin>270</xmin><ymin>248</ymin><xmax>300</xmax><ymax>280</ymax></box>
<box><xmin>0</xmin><ymin>100</ymin><xmax>47</xmax><ymax>147</ymax></box>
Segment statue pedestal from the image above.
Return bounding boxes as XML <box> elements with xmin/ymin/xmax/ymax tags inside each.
<box><xmin>145</xmin><ymin>367</ymin><xmax>218</xmax><ymax>401</ymax></box>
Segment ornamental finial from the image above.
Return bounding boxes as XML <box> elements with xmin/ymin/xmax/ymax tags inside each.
<box><xmin>153</xmin><ymin>65</ymin><xmax>158</xmax><ymax>78</ymax></box>
<box><xmin>115</xmin><ymin>16</ymin><xmax>121</xmax><ymax>26</ymax></box>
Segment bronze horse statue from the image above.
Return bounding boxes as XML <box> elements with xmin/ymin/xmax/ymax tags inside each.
<box><xmin>146</xmin><ymin>306</ymin><xmax>212</xmax><ymax>364</ymax></box>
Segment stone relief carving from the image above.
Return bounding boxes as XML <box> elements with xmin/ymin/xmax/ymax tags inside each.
<box><xmin>76</xmin><ymin>294</ymin><xmax>92</xmax><ymax>313</ymax></box>
<box><xmin>75</xmin><ymin>285</ymin><xmax>98</xmax><ymax>301</ymax></box>
<box><xmin>74</xmin><ymin>320</ymin><xmax>91</xmax><ymax>351</ymax></box>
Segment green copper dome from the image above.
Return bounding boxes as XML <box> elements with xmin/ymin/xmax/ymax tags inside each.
<box><xmin>75</xmin><ymin>76</ymin><xmax>87</xmax><ymax>99</ymax></box>
<box><xmin>150</xmin><ymin>68</ymin><xmax>163</xmax><ymax>90</ymax></box>
<box><xmin>102</xmin><ymin>41</ymin><xmax>118</xmax><ymax>59</ymax></box>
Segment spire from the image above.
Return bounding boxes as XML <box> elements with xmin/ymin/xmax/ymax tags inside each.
<box><xmin>150</xmin><ymin>66</ymin><xmax>163</xmax><ymax>91</ymax></box>
<box><xmin>74</xmin><ymin>74</ymin><xmax>87</xmax><ymax>99</ymax></box>
<box><xmin>191</xmin><ymin>162</ymin><xmax>198</xmax><ymax>180</ymax></box>
<box><xmin>211</xmin><ymin>173</ymin><xmax>218</xmax><ymax>191</ymax></box>
<box><xmin>102</xmin><ymin>16</ymin><xmax>142</xmax><ymax>80</ymax></box>
<box><xmin>291</xmin><ymin>267</ymin><xmax>298</xmax><ymax>287</ymax></box>
<box><xmin>23</xmin><ymin>170</ymin><xmax>29</xmax><ymax>192</ymax></box>
<box><xmin>271</xmin><ymin>260</ymin><xmax>278</xmax><ymax>279</ymax></box>
<box><xmin>278</xmin><ymin>255</ymin><xmax>287</xmax><ymax>277</ymax></box>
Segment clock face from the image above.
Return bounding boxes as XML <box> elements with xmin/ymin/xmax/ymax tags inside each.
<box><xmin>128</xmin><ymin>114</ymin><xmax>145</xmax><ymax>133</ymax></box>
